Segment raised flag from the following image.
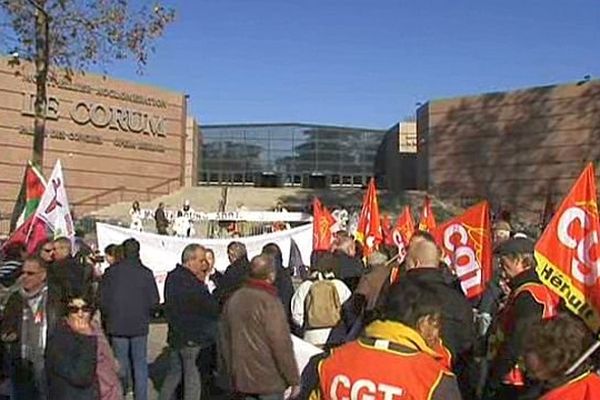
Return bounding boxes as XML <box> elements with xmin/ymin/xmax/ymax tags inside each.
<box><xmin>418</xmin><ymin>195</ymin><xmax>437</xmax><ymax>232</ymax></box>
<box><xmin>26</xmin><ymin>160</ymin><xmax>75</xmax><ymax>253</ymax></box>
<box><xmin>534</xmin><ymin>163</ymin><xmax>600</xmax><ymax>331</ymax></box>
<box><xmin>9</xmin><ymin>161</ymin><xmax>46</xmax><ymax>232</ymax></box>
<box><xmin>355</xmin><ymin>178</ymin><xmax>383</xmax><ymax>256</ymax></box>
<box><xmin>432</xmin><ymin>201</ymin><xmax>492</xmax><ymax>299</ymax></box>
<box><xmin>392</xmin><ymin>206</ymin><xmax>415</xmax><ymax>263</ymax></box>
<box><xmin>312</xmin><ymin>197</ymin><xmax>336</xmax><ymax>251</ymax></box>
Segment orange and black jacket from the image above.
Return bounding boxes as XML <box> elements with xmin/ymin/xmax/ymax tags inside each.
<box><xmin>541</xmin><ymin>371</ymin><xmax>600</xmax><ymax>400</ymax></box>
<box><xmin>488</xmin><ymin>268</ymin><xmax>560</xmax><ymax>387</ymax></box>
<box><xmin>300</xmin><ymin>320</ymin><xmax>462</xmax><ymax>400</ymax></box>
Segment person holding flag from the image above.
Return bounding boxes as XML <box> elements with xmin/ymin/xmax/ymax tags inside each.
<box><xmin>484</xmin><ymin>237</ymin><xmax>560</xmax><ymax>399</ymax></box>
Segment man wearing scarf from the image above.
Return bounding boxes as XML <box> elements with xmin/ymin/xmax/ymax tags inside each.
<box><xmin>1</xmin><ymin>256</ymin><xmax>63</xmax><ymax>400</ymax></box>
<box><xmin>219</xmin><ymin>254</ymin><xmax>300</xmax><ymax>400</ymax></box>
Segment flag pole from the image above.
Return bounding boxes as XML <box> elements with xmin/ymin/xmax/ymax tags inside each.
<box><xmin>565</xmin><ymin>339</ymin><xmax>600</xmax><ymax>376</ymax></box>
<box><xmin>384</xmin><ymin>253</ymin><xmax>400</xmax><ymax>267</ymax></box>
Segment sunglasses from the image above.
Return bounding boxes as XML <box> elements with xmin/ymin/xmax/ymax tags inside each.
<box><xmin>67</xmin><ymin>305</ymin><xmax>93</xmax><ymax>314</ymax></box>
<box><xmin>23</xmin><ymin>270</ymin><xmax>43</xmax><ymax>276</ymax></box>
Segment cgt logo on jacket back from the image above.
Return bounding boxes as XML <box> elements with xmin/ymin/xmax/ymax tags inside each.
<box><xmin>329</xmin><ymin>374</ymin><xmax>405</xmax><ymax>399</ymax></box>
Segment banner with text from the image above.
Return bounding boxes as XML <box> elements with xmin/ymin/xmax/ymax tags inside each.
<box><xmin>96</xmin><ymin>222</ymin><xmax>313</xmax><ymax>302</ymax></box>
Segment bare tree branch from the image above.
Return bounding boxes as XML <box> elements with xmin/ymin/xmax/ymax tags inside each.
<box><xmin>0</xmin><ymin>0</ymin><xmax>176</xmax><ymax>164</ymax></box>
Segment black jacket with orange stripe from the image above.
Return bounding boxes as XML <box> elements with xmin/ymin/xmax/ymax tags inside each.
<box><xmin>485</xmin><ymin>268</ymin><xmax>560</xmax><ymax>398</ymax></box>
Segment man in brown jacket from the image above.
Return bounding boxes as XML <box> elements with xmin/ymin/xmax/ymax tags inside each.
<box><xmin>219</xmin><ymin>254</ymin><xmax>300</xmax><ymax>400</ymax></box>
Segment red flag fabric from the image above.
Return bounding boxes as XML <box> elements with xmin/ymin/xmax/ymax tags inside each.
<box><xmin>418</xmin><ymin>195</ymin><xmax>437</xmax><ymax>232</ymax></box>
<box><xmin>1</xmin><ymin>214</ymin><xmax>49</xmax><ymax>255</ymax></box>
<box><xmin>432</xmin><ymin>201</ymin><xmax>492</xmax><ymax>299</ymax></box>
<box><xmin>534</xmin><ymin>163</ymin><xmax>600</xmax><ymax>332</ymax></box>
<box><xmin>355</xmin><ymin>178</ymin><xmax>383</xmax><ymax>256</ymax></box>
<box><xmin>312</xmin><ymin>198</ymin><xmax>336</xmax><ymax>251</ymax></box>
<box><xmin>10</xmin><ymin>161</ymin><xmax>46</xmax><ymax>232</ymax></box>
<box><xmin>391</xmin><ymin>206</ymin><xmax>415</xmax><ymax>264</ymax></box>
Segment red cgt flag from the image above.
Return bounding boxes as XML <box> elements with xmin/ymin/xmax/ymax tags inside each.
<box><xmin>432</xmin><ymin>201</ymin><xmax>493</xmax><ymax>299</ymax></box>
<box><xmin>535</xmin><ymin>163</ymin><xmax>600</xmax><ymax>332</ymax></box>
<box><xmin>312</xmin><ymin>197</ymin><xmax>336</xmax><ymax>251</ymax></box>
<box><xmin>356</xmin><ymin>178</ymin><xmax>383</xmax><ymax>256</ymax></box>
<box><xmin>418</xmin><ymin>195</ymin><xmax>437</xmax><ymax>232</ymax></box>
<box><xmin>391</xmin><ymin>206</ymin><xmax>415</xmax><ymax>263</ymax></box>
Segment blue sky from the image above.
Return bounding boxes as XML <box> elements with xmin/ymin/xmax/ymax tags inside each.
<box><xmin>104</xmin><ymin>0</ymin><xmax>599</xmax><ymax>129</ymax></box>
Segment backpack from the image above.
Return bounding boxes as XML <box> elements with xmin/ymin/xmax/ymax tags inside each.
<box><xmin>305</xmin><ymin>278</ymin><xmax>341</xmax><ymax>329</ymax></box>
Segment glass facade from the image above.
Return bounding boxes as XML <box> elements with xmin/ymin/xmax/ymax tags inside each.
<box><xmin>199</xmin><ymin>123</ymin><xmax>386</xmax><ymax>187</ymax></box>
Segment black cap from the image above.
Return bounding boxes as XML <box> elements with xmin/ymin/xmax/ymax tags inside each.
<box><xmin>494</xmin><ymin>237</ymin><xmax>535</xmax><ymax>256</ymax></box>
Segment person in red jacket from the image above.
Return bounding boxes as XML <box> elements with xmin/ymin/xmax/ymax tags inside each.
<box><xmin>301</xmin><ymin>280</ymin><xmax>462</xmax><ymax>400</ymax></box>
<box><xmin>523</xmin><ymin>313</ymin><xmax>600</xmax><ymax>400</ymax></box>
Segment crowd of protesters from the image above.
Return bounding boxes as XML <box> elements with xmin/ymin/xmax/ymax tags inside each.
<box><xmin>0</xmin><ymin>216</ymin><xmax>599</xmax><ymax>400</ymax></box>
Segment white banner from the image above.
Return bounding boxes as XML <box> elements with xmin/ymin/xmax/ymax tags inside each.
<box><xmin>96</xmin><ymin>223</ymin><xmax>313</xmax><ymax>302</ymax></box>
<box><xmin>138</xmin><ymin>209</ymin><xmax>312</xmax><ymax>223</ymax></box>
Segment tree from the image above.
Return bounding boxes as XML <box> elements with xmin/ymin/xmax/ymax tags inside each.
<box><xmin>0</xmin><ymin>0</ymin><xmax>175</xmax><ymax>165</ymax></box>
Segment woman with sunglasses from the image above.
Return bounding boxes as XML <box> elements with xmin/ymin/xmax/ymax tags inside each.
<box><xmin>46</xmin><ymin>295</ymin><xmax>122</xmax><ymax>400</ymax></box>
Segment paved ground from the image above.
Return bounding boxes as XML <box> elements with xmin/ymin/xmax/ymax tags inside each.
<box><xmin>123</xmin><ymin>322</ymin><xmax>168</xmax><ymax>400</ymax></box>
<box><xmin>128</xmin><ymin>323</ymin><xmax>226</xmax><ymax>400</ymax></box>
<box><xmin>147</xmin><ymin>323</ymin><xmax>169</xmax><ymax>400</ymax></box>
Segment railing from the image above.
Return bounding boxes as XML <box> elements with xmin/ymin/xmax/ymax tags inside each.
<box><xmin>72</xmin><ymin>186</ymin><xmax>127</xmax><ymax>211</ymax></box>
<box><xmin>0</xmin><ymin>213</ymin><xmax>11</xmax><ymax>237</ymax></box>
<box><xmin>145</xmin><ymin>177</ymin><xmax>181</xmax><ymax>201</ymax></box>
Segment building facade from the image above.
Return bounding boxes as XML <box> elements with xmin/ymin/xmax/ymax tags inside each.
<box><xmin>0</xmin><ymin>57</ymin><xmax>193</xmax><ymax>220</ymax></box>
<box><xmin>417</xmin><ymin>80</ymin><xmax>600</xmax><ymax>220</ymax></box>
<box><xmin>374</xmin><ymin>121</ymin><xmax>417</xmax><ymax>192</ymax></box>
<box><xmin>199</xmin><ymin>123</ymin><xmax>385</xmax><ymax>188</ymax></box>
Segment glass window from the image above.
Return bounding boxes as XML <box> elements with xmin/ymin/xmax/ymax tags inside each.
<box><xmin>199</xmin><ymin>125</ymin><xmax>385</xmax><ymax>188</ymax></box>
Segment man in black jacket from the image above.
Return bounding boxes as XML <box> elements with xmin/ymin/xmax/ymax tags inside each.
<box><xmin>160</xmin><ymin>244</ymin><xmax>219</xmax><ymax>400</ymax></box>
<box><xmin>50</xmin><ymin>237</ymin><xmax>93</xmax><ymax>299</ymax></box>
<box><xmin>100</xmin><ymin>238</ymin><xmax>159</xmax><ymax>400</ymax></box>
<box><xmin>154</xmin><ymin>202</ymin><xmax>169</xmax><ymax>235</ymax></box>
<box><xmin>331</xmin><ymin>236</ymin><xmax>364</xmax><ymax>291</ymax></box>
<box><xmin>392</xmin><ymin>237</ymin><xmax>476</xmax><ymax>396</ymax></box>
<box><xmin>213</xmin><ymin>241</ymin><xmax>250</xmax><ymax>308</ymax></box>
